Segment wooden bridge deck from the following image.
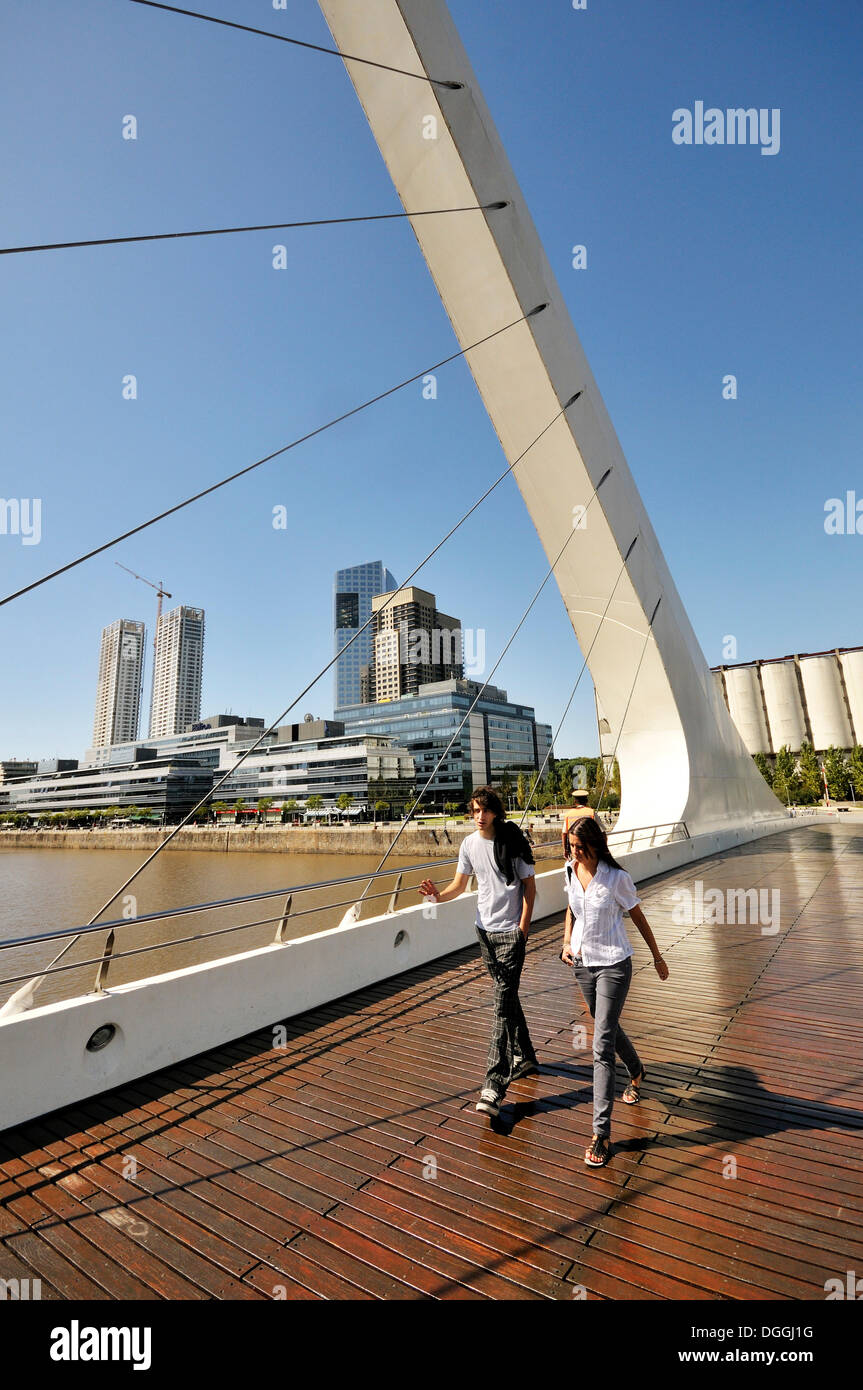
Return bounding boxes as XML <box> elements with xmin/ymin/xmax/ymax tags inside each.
<box><xmin>2</xmin><ymin>822</ymin><xmax>862</xmax><ymax>1301</ymax></box>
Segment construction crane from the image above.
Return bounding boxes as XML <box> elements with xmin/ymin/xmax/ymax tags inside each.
<box><xmin>114</xmin><ymin>562</ymin><xmax>171</xmax><ymax>665</ymax></box>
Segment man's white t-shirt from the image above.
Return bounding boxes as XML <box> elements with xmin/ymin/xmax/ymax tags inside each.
<box><xmin>457</xmin><ymin>831</ymin><xmax>535</xmax><ymax>932</ymax></box>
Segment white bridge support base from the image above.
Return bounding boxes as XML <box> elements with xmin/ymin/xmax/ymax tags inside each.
<box><xmin>316</xmin><ymin>0</ymin><xmax>782</xmax><ymax>838</ymax></box>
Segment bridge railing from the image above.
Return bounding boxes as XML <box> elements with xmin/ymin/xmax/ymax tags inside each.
<box><xmin>0</xmin><ymin>823</ymin><xmax>686</xmax><ymax>1007</ymax></box>
<box><xmin>0</xmin><ymin>836</ymin><xmax>561</xmax><ymax>1003</ymax></box>
<box><xmin>604</xmin><ymin>821</ymin><xmax>689</xmax><ymax>852</ymax></box>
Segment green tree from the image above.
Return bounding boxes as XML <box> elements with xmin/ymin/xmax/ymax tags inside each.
<box><xmin>212</xmin><ymin>801</ymin><xmax>229</xmax><ymax>818</ymax></box>
<box><xmin>306</xmin><ymin>795</ymin><xmax>324</xmax><ymax>811</ymax></box>
<box><xmin>823</xmin><ymin>745</ymin><xmax>850</xmax><ymax>801</ymax></box>
<box><xmin>558</xmin><ymin>764</ymin><xmax>574</xmax><ymax>805</ymax></box>
<box><xmin>516</xmin><ymin>772</ymin><xmax>528</xmax><ymax>811</ymax></box>
<box><xmin>336</xmin><ymin>793</ymin><xmax>354</xmax><ymax>813</ymax></box>
<box><xmin>498</xmin><ymin>768</ymin><xmax>513</xmax><ymax>810</ymax></box>
<box><xmin>374</xmin><ymin>799</ymin><xmax>390</xmax><ymax>822</ymax></box>
<box><xmin>848</xmin><ymin>745</ymin><xmax>863</xmax><ymax>798</ymax></box>
<box><xmin>257</xmin><ymin>796</ymin><xmax>274</xmax><ymax>819</ymax></box>
<box><xmin>753</xmin><ymin>752</ymin><xmax>774</xmax><ymax>789</ymax></box>
<box><xmin>283</xmin><ymin>798</ymin><xmax>299</xmax><ymax>821</ymax></box>
<box><xmin>773</xmin><ymin>746</ymin><xmax>801</xmax><ymax>805</ymax></box>
<box><xmin>796</xmin><ymin>743</ymin><xmax>821</xmax><ymax>803</ymax></box>
<box><xmin>543</xmin><ymin>764</ymin><xmax>559</xmax><ymax>807</ymax></box>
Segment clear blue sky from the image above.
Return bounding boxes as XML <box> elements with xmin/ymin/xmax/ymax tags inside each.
<box><xmin>1</xmin><ymin>0</ymin><xmax>861</xmax><ymax>763</ymax></box>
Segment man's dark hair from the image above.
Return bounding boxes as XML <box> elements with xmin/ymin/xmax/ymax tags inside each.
<box><xmin>469</xmin><ymin>786</ymin><xmax>505</xmax><ymax>823</ymax></box>
<box><xmin>470</xmin><ymin>785</ymin><xmax>535</xmax><ymax>883</ymax></box>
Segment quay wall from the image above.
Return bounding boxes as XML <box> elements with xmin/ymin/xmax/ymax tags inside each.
<box><xmin>0</xmin><ymin>822</ymin><xmax>564</xmax><ymax>857</ymax></box>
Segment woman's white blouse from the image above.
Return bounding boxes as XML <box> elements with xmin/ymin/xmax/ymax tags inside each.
<box><xmin>564</xmin><ymin>860</ymin><xmax>640</xmax><ymax>966</ymax></box>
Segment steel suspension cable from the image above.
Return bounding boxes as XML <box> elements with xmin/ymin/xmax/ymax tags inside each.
<box><xmin>517</xmin><ymin>536</ymin><xmax>639</xmax><ymax>827</ymax></box>
<box><xmin>127</xmin><ymin>1</ymin><xmax>463</xmax><ymax>88</ymax></box>
<box><xmin>347</xmin><ymin>466</ymin><xmax>614</xmax><ymax>910</ymax></box>
<box><xmin>0</xmin><ymin>306</ymin><xmax>544</xmax><ymax>609</ymax></box>
<box><xmin>0</xmin><ymin>204</ymin><xmax>506</xmax><ymax>257</ymax></box>
<box><xmin>594</xmin><ymin>595</ymin><xmax>663</xmax><ymax>815</ymax></box>
<box><xmin>0</xmin><ymin>369</ymin><xmax>573</xmax><ymax>1014</ymax></box>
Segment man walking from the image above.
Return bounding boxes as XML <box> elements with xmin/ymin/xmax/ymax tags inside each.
<box><xmin>419</xmin><ymin>786</ymin><xmax>538</xmax><ymax>1118</ymax></box>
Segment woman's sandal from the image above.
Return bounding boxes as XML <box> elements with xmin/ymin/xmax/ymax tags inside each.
<box><xmin>584</xmin><ymin>1134</ymin><xmax>611</xmax><ymax>1167</ymax></box>
<box><xmin>622</xmin><ymin>1068</ymin><xmax>646</xmax><ymax>1105</ymax></box>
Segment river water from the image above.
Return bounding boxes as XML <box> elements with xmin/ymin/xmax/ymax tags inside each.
<box><xmin>0</xmin><ymin>847</ymin><xmax>440</xmax><ymax>1010</ymax></box>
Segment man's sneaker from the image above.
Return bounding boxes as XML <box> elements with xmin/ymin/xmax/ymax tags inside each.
<box><xmin>510</xmin><ymin>1058</ymin><xmax>539</xmax><ymax>1081</ymax></box>
<box><xmin>475</xmin><ymin>1089</ymin><xmax>500</xmax><ymax>1118</ymax></box>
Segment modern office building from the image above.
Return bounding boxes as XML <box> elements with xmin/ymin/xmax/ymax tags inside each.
<box><xmin>0</xmin><ymin>760</ymin><xmax>38</xmax><ymax>784</ymax></box>
<box><xmin>149</xmin><ymin>605</ymin><xmax>205</xmax><ymax>738</ymax></box>
<box><xmin>84</xmin><ymin>714</ymin><xmax>267</xmax><ymax>771</ymax></box>
<box><xmin>338</xmin><ymin>677</ymin><xmax>553</xmax><ymax>806</ymax></box>
<box><xmin>712</xmin><ymin>645</ymin><xmax>863</xmax><ymax>756</ymax></box>
<box><xmin>215</xmin><ymin>726</ymin><xmax>415</xmax><ymax>813</ymax></box>
<box><xmin>334</xmin><ymin>561</ymin><xmax>397</xmax><ymax>710</ymax></box>
<box><xmin>92</xmin><ymin>619</ymin><xmax>146</xmax><ymax>748</ymax></box>
<box><xmin>69</xmin><ymin>715</ymin><xmax>414</xmax><ymax>817</ymax></box>
<box><xmin>0</xmin><ymin>759</ymin><xmax>215</xmax><ymax>820</ymax></box>
<box><xmin>365</xmin><ymin>585</ymin><xmax>463</xmax><ymax>703</ymax></box>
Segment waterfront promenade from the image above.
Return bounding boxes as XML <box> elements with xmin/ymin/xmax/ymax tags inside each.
<box><xmin>1</xmin><ymin>823</ymin><xmax>861</xmax><ymax>1300</ymax></box>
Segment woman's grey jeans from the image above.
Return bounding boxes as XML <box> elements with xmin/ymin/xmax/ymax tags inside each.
<box><xmin>572</xmin><ymin>955</ymin><xmax>641</xmax><ymax>1138</ymax></box>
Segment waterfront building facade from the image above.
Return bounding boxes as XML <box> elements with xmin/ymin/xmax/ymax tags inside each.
<box><xmin>0</xmin><ymin>759</ymin><xmax>214</xmax><ymax>819</ymax></box>
<box><xmin>337</xmin><ymin>678</ymin><xmax>553</xmax><ymax>807</ymax></box>
<box><xmin>84</xmin><ymin>715</ymin><xmax>268</xmax><ymax>771</ymax></box>
<box><xmin>92</xmin><ymin>619</ymin><xmax>146</xmax><ymax>748</ymax></box>
<box><xmin>0</xmin><ymin>760</ymin><xmax>39</xmax><ymax>784</ymax></box>
<box><xmin>215</xmin><ymin>729</ymin><xmax>415</xmax><ymax>814</ymax></box>
<box><xmin>334</xmin><ymin>561</ymin><xmax>397</xmax><ymax>710</ymax></box>
<box><xmin>712</xmin><ymin>645</ymin><xmax>863</xmax><ymax>756</ymax></box>
<box><xmin>149</xmin><ymin>606</ymin><xmax>205</xmax><ymax>738</ymax></box>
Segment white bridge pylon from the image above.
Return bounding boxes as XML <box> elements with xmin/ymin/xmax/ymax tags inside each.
<box><xmin>318</xmin><ymin>0</ymin><xmax>782</xmax><ymax>837</ymax></box>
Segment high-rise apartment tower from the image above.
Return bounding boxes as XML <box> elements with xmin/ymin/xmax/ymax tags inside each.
<box><xmin>92</xmin><ymin>619</ymin><xmax>146</xmax><ymax>748</ymax></box>
<box><xmin>367</xmin><ymin>586</ymin><xmax>463</xmax><ymax>703</ymax></box>
<box><xmin>149</xmin><ymin>605</ymin><xmax>205</xmax><ymax>738</ymax></box>
<box><xmin>333</xmin><ymin>561</ymin><xmax>397</xmax><ymax>709</ymax></box>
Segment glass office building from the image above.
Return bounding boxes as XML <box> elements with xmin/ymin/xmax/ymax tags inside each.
<box><xmin>337</xmin><ymin>678</ymin><xmax>553</xmax><ymax>807</ymax></box>
<box><xmin>334</xmin><ymin>561</ymin><xmax>397</xmax><ymax>710</ymax></box>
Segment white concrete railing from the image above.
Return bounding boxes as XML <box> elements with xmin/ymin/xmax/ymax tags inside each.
<box><xmin>0</xmin><ymin>812</ymin><xmax>809</xmax><ymax>1132</ymax></box>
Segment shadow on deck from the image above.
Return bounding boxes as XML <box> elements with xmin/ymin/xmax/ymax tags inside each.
<box><xmin>1</xmin><ymin>823</ymin><xmax>862</xmax><ymax>1300</ymax></box>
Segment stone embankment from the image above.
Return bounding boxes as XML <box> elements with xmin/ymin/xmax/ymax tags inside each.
<box><xmin>0</xmin><ymin>821</ymin><xmax>562</xmax><ymax>856</ymax></box>
<box><xmin>0</xmin><ymin>825</ymin><xmax>467</xmax><ymax>856</ymax></box>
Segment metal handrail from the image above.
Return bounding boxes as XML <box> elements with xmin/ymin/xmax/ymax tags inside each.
<box><xmin>1</xmin><ymin>818</ymin><xmax>689</xmax><ymax>999</ymax></box>
<box><xmin>0</xmin><ymin>840</ymin><xmax>565</xmax><ymax>989</ymax></box>
<box><xmin>0</xmin><ymin>842</ymin><xmax>562</xmax><ymax>956</ymax></box>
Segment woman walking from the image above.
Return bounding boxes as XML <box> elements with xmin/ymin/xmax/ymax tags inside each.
<box><xmin>561</xmin><ymin>816</ymin><xmax>669</xmax><ymax>1167</ymax></box>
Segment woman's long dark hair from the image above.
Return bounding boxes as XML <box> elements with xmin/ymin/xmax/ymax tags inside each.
<box><xmin>566</xmin><ymin>814</ymin><xmax>623</xmax><ymax>870</ymax></box>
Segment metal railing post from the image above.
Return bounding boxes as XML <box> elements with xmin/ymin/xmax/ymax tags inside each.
<box><xmin>274</xmin><ymin>894</ymin><xmax>293</xmax><ymax>943</ymax></box>
<box><xmin>94</xmin><ymin>929</ymin><xmax>115</xmax><ymax>993</ymax></box>
<box><xmin>386</xmin><ymin>873</ymin><xmax>403</xmax><ymax>915</ymax></box>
